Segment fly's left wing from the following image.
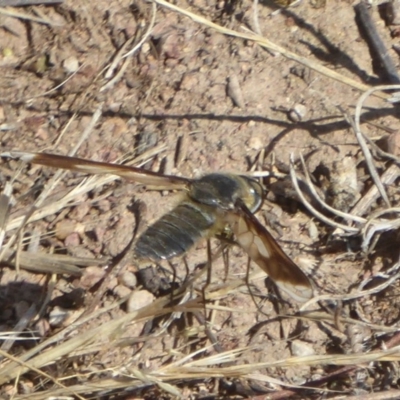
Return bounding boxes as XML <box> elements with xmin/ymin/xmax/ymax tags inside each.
<box><xmin>1</xmin><ymin>151</ymin><xmax>191</xmax><ymax>190</ymax></box>
<box><xmin>225</xmin><ymin>202</ymin><xmax>313</xmax><ymax>302</ymax></box>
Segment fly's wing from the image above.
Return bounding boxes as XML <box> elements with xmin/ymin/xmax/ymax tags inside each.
<box><xmin>226</xmin><ymin>202</ymin><xmax>313</xmax><ymax>302</ymax></box>
<box><xmin>1</xmin><ymin>151</ymin><xmax>191</xmax><ymax>190</ymax></box>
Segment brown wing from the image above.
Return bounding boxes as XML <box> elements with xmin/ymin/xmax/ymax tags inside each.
<box><xmin>1</xmin><ymin>151</ymin><xmax>191</xmax><ymax>190</ymax></box>
<box><xmin>225</xmin><ymin>203</ymin><xmax>313</xmax><ymax>302</ymax></box>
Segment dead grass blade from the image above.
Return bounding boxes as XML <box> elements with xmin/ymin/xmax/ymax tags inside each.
<box><xmin>0</xmin><ymin>289</ymin><xmax>185</xmax><ymax>386</ymax></box>
<box><xmin>0</xmin><ymin>249</ymin><xmax>108</xmax><ymax>275</ymax></box>
<box><xmin>17</xmin><ymin>345</ymin><xmax>400</xmax><ymax>399</ymax></box>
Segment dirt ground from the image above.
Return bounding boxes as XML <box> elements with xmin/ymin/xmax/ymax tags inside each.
<box><xmin>1</xmin><ymin>0</ymin><xmax>400</xmax><ymax>398</ymax></box>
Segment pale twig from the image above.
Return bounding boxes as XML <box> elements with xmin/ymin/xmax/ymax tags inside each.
<box><xmin>252</xmin><ymin>0</ymin><xmax>262</xmax><ymax>36</ymax></box>
<box><xmin>328</xmin><ymin>390</ymin><xmax>400</xmax><ymax>400</ymax></box>
<box><xmin>358</xmin><ymin>253</ymin><xmax>400</xmax><ymax>292</ymax></box>
<box><xmin>52</xmin><ymin>111</ymin><xmax>78</xmax><ymax>148</ymax></box>
<box><xmin>101</xmin><ymin>52</ymin><xmax>132</xmax><ymax>92</ymax></box>
<box><xmin>289</xmin><ymin>154</ymin><xmax>359</xmax><ymax>233</ymax></box>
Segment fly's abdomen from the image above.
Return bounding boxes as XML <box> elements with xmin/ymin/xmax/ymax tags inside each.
<box><xmin>134</xmin><ymin>201</ymin><xmax>217</xmax><ymax>261</ymax></box>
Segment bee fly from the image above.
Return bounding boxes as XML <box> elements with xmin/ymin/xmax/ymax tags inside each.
<box><xmin>1</xmin><ymin>151</ymin><xmax>313</xmax><ymax>302</ymax></box>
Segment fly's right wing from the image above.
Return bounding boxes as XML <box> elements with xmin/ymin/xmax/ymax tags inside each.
<box><xmin>226</xmin><ymin>202</ymin><xmax>313</xmax><ymax>303</ymax></box>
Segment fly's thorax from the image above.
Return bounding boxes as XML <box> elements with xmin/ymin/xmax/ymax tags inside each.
<box><xmin>189</xmin><ymin>173</ymin><xmax>263</xmax><ymax>213</ymax></box>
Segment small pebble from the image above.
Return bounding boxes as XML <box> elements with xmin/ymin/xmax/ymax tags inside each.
<box><xmin>64</xmin><ymin>232</ymin><xmax>81</xmax><ymax>247</ymax></box>
<box><xmin>180</xmin><ymin>74</ymin><xmax>198</xmax><ymax>91</ymax></box>
<box><xmin>227</xmin><ymin>74</ymin><xmax>245</xmax><ymax>108</ymax></box>
<box><xmin>49</xmin><ymin>306</ymin><xmax>71</xmax><ymax>327</ymax></box>
<box><xmin>62</xmin><ymin>56</ymin><xmax>79</xmax><ymax>73</ymax></box>
<box><xmin>288</xmin><ymin>104</ymin><xmax>307</xmax><ymax>122</ymax></box>
<box><xmin>127</xmin><ymin>290</ymin><xmax>155</xmax><ymax>313</ymax></box>
<box><xmin>69</xmin><ymin>203</ymin><xmax>90</xmax><ymax>221</ymax></box>
<box><xmin>291</xmin><ymin>340</ymin><xmax>315</xmax><ymax>357</ymax></box>
<box><xmin>35</xmin><ymin>318</ymin><xmax>50</xmax><ymax>337</ymax></box>
<box><xmin>118</xmin><ymin>271</ymin><xmax>137</xmax><ymax>289</ymax></box>
<box><xmin>307</xmin><ymin>219</ymin><xmax>319</xmax><ymax>241</ymax></box>
<box><xmin>80</xmin><ymin>266</ymin><xmax>106</xmax><ymax>290</ymax></box>
<box><xmin>55</xmin><ymin>220</ymin><xmax>77</xmax><ymax>240</ymax></box>
<box><xmin>247</xmin><ymin>135</ymin><xmax>264</xmax><ymax>150</ymax></box>
<box><xmin>113</xmin><ymin>284</ymin><xmax>132</xmax><ymax>299</ymax></box>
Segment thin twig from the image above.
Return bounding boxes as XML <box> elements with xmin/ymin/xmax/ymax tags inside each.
<box><xmin>354</xmin><ymin>1</ymin><xmax>400</xmax><ymax>84</ymax></box>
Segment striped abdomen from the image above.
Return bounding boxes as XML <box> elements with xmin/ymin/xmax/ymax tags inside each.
<box><xmin>134</xmin><ymin>201</ymin><xmax>217</xmax><ymax>261</ymax></box>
